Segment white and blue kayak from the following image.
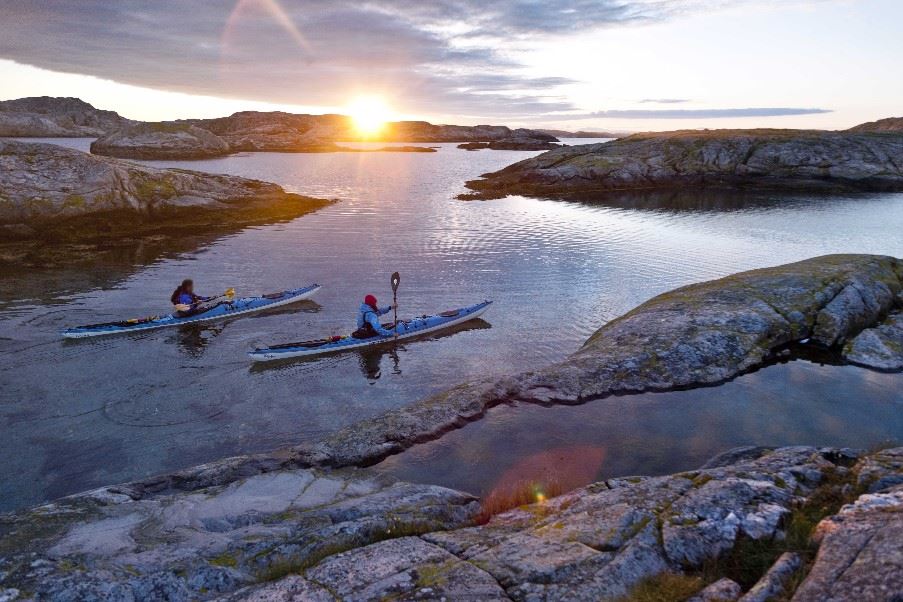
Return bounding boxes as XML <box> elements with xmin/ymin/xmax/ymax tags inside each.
<box><xmin>249</xmin><ymin>300</ymin><xmax>492</xmax><ymax>361</ymax></box>
<box><xmin>62</xmin><ymin>284</ymin><xmax>321</xmax><ymax>339</ymax></box>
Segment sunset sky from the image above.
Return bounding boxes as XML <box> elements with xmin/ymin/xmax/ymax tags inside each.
<box><xmin>1</xmin><ymin>0</ymin><xmax>900</xmax><ymax>131</ymax></box>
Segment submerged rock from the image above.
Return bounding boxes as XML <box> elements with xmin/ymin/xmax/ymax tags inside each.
<box><xmin>90</xmin><ymin>121</ymin><xmax>231</xmax><ymax>159</ymax></box>
<box><xmin>843</xmin><ymin>311</ymin><xmax>903</xmax><ymax>371</ymax></box>
<box><xmin>461</xmin><ymin>128</ymin><xmax>903</xmax><ymax>199</ymax></box>
<box><xmin>0</xmin><ymin>96</ymin><xmax>129</xmax><ymax>137</ymax></box>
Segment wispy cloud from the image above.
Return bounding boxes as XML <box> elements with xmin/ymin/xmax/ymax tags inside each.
<box><xmin>639</xmin><ymin>98</ymin><xmax>691</xmax><ymax>104</ymax></box>
<box><xmin>551</xmin><ymin>107</ymin><xmax>833</xmax><ymax>120</ymax></box>
<box><xmin>0</xmin><ymin>0</ymin><xmax>834</xmax><ymax>120</ymax></box>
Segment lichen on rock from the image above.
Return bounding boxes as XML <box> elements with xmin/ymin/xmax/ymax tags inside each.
<box><xmin>461</xmin><ymin>129</ymin><xmax>903</xmax><ymax>200</ymax></box>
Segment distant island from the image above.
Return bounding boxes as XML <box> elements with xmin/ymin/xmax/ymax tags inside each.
<box><xmin>537</xmin><ymin>128</ymin><xmax>625</xmax><ymax>138</ymax></box>
<box><xmin>0</xmin><ymin>97</ymin><xmax>558</xmax><ymax>159</ymax></box>
<box><xmin>462</xmin><ymin>126</ymin><xmax>903</xmax><ymax>199</ymax></box>
<box><xmin>846</xmin><ymin>116</ymin><xmax>903</xmax><ymax>133</ymax></box>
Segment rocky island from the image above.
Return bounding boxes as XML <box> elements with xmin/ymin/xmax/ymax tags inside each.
<box><xmin>90</xmin><ymin>122</ymin><xmax>232</xmax><ymax>160</ymax></box>
<box><xmin>847</xmin><ymin>116</ymin><xmax>903</xmax><ymax>133</ymax></box>
<box><xmin>0</xmin><ymin>140</ymin><xmax>331</xmax><ymax>267</ymax></box>
<box><xmin>95</xmin><ymin>114</ymin><xmax>554</xmax><ymax>158</ymax></box>
<box><xmin>461</xmin><ymin>128</ymin><xmax>903</xmax><ymax>199</ymax></box>
<box><xmin>1</xmin><ymin>96</ymin><xmax>558</xmax><ymax>159</ymax></box>
<box><xmin>1</xmin><ymin>255</ymin><xmax>901</xmax><ymax>601</ymax></box>
<box><xmin>0</xmin><ymin>97</ymin><xmax>130</xmax><ymax>137</ymax></box>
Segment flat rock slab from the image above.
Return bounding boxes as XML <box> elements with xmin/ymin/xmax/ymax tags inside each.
<box><xmin>793</xmin><ymin>486</ymin><xmax>903</xmax><ymax>601</ymax></box>
<box><xmin>0</xmin><ymin>468</ymin><xmax>478</xmax><ymax>600</ymax></box>
<box><xmin>844</xmin><ymin>311</ymin><xmax>903</xmax><ymax>371</ymax></box>
<box><xmin>2</xmin><ymin>447</ymin><xmax>902</xmax><ymax>601</ymax></box>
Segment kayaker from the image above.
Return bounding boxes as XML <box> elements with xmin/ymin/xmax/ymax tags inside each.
<box><xmin>353</xmin><ymin>294</ymin><xmax>398</xmax><ymax>338</ymax></box>
<box><xmin>170</xmin><ymin>279</ymin><xmax>209</xmax><ymax>314</ymax></box>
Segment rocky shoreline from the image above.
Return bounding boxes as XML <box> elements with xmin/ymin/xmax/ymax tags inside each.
<box><xmin>0</xmin><ymin>140</ymin><xmax>332</xmax><ymax>268</ymax></box>
<box><xmin>1</xmin><ymin>446</ymin><xmax>900</xmax><ymax>600</ymax></box>
<box><xmin>1</xmin><ymin>255</ymin><xmax>901</xmax><ymax>600</ymax></box>
<box><xmin>461</xmin><ymin>129</ymin><xmax>903</xmax><ymax>200</ymax></box>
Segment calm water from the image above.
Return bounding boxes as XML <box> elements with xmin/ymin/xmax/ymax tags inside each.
<box><xmin>375</xmin><ymin>361</ymin><xmax>902</xmax><ymax>497</ymax></box>
<box><xmin>1</xmin><ymin>138</ymin><xmax>902</xmax><ymax>511</ymax></box>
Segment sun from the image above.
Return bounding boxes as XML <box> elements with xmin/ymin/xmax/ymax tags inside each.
<box><xmin>347</xmin><ymin>96</ymin><xmax>393</xmax><ymax>137</ymax></box>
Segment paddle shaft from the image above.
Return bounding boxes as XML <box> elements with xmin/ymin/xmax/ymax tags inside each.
<box><xmin>391</xmin><ymin>272</ymin><xmax>400</xmax><ymax>341</ymax></box>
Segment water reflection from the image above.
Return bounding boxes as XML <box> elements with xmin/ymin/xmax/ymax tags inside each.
<box><xmin>558</xmin><ymin>188</ymin><xmax>879</xmax><ymax>213</ymax></box>
<box><xmin>249</xmin><ymin>318</ymin><xmax>492</xmax><ymax>381</ymax></box>
<box><xmin>374</xmin><ymin>361</ymin><xmax>903</xmax><ymax>497</ymax></box>
<box><xmin>358</xmin><ymin>346</ymin><xmax>400</xmax><ymax>381</ymax></box>
<box><xmin>2</xmin><ymin>140</ymin><xmax>902</xmax><ymax>513</ymax></box>
<box><xmin>167</xmin><ymin>324</ymin><xmax>225</xmax><ymax>357</ymax></box>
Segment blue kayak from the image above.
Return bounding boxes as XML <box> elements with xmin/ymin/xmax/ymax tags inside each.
<box><xmin>62</xmin><ymin>284</ymin><xmax>321</xmax><ymax>338</ymax></box>
<box><xmin>249</xmin><ymin>300</ymin><xmax>492</xmax><ymax>361</ymax></box>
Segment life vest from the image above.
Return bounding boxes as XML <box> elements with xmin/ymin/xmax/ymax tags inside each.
<box><xmin>352</xmin><ymin>306</ymin><xmax>379</xmax><ymax>339</ymax></box>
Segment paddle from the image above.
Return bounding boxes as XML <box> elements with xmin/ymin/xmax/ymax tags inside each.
<box><xmin>391</xmin><ymin>272</ymin><xmax>400</xmax><ymax>340</ymax></box>
<box><xmin>180</xmin><ymin>288</ymin><xmax>236</xmax><ymax>313</ymax></box>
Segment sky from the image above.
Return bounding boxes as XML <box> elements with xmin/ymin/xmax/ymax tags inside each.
<box><xmin>0</xmin><ymin>0</ymin><xmax>900</xmax><ymax>131</ymax></box>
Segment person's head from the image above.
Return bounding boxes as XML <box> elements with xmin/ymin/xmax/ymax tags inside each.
<box><xmin>181</xmin><ymin>279</ymin><xmax>194</xmax><ymax>294</ymax></box>
<box><xmin>364</xmin><ymin>294</ymin><xmax>378</xmax><ymax>309</ymax></box>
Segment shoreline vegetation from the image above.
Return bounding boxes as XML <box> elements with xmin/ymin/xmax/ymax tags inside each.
<box><xmin>0</xmin><ymin>139</ymin><xmax>333</xmax><ymax>269</ymax></box>
<box><xmin>0</xmin><ymin>256</ymin><xmax>900</xmax><ymax>600</ymax></box>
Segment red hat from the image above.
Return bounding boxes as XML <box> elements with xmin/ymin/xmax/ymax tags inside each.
<box><xmin>364</xmin><ymin>294</ymin><xmax>378</xmax><ymax>308</ymax></box>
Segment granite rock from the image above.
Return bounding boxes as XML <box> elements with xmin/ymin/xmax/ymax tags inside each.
<box><xmin>91</xmin><ymin>122</ymin><xmax>231</xmax><ymax>159</ymax></box>
<box><xmin>0</xmin><ymin>139</ymin><xmax>321</xmax><ymax>224</ymax></box>
<box><xmin>843</xmin><ymin>311</ymin><xmax>903</xmax><ymax>371</ymax></box>
<box><xmin>462</xmin><ymin>129</ymin><xmax>903</xmax><ymax>199</ymax></box>
<box><xmin>0</xmin><ymin>97</ymin><xmax>129</xmax><ymax>137</ymax></box>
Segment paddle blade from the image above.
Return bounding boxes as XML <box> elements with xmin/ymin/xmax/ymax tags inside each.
<box><xmin>391</xmin><ymin>272</ymin><xmax>400</xmax><ymax>293</ymax></box>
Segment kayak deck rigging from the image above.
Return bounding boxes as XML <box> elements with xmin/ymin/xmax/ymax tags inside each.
<box><xmin>249</xmin><ymin>300</ymin><xmax>492</xmax><ymax>361</ymax></box>
<box><xmin>62</xmin><ymin>284</ymin><xmax>321</xmax><ymax>338</ymax></box>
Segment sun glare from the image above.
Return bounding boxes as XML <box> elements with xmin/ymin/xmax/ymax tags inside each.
<box><xmin>347</xmin><ymin>96</ymin><xmax>393</xmax><ymax>137</ymax></box>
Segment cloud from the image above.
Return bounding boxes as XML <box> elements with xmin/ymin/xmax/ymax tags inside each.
<box><xmin>639</xmin><ymin>98</ymin><xmax>691</xmax><ymax>104</ymax></box>
<box><xmin>0</xmin><ymin>1</ymin><xmax>831</xmax><ymax>120</ymax></box>
<box><xmin>549</xmin><ymin>107</ymin><xmax>833</xmax><ymax>119</ymax></box>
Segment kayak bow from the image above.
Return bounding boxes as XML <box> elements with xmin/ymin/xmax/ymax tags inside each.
<box><xmin>249</xmin><ymin>300</ymin><xmax>492</xmax><ymax>361</ymax></box>
<box><xmin>62</xmin><ymin>284</ymin><xmax>321</xmax><ymax>339</ymax></box>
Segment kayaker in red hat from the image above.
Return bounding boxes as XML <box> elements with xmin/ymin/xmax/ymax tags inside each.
<box><xmin>354</xmin><ymin>294</ymin><xmax>397</xmax><ymax>338</ymax></box>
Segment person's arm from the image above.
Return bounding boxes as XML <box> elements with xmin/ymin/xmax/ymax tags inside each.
<box><xmin>377</xmin><ymin>304</ymin><xmax>393</xmax><ymax>316</ymax></box>
<box><xmin>366</xmin><ymin>311</ymin><xmax>396</xmax><ymax>337</ymax></box>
